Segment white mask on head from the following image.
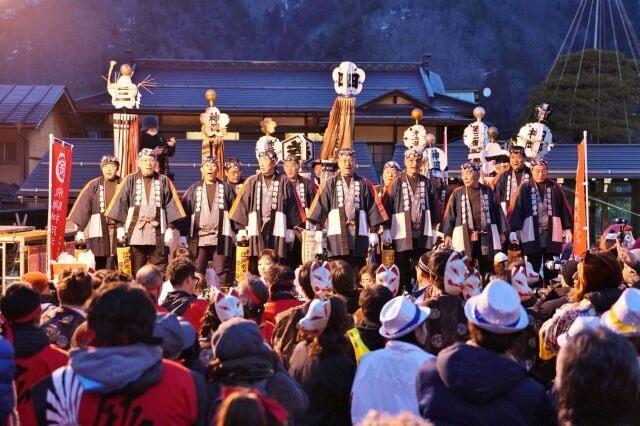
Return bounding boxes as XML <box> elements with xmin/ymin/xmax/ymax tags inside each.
<box><xmin>375</xmin><ymin>264</ymin><xmax>400</xmax><ymax>296</ymax></box>
<box><xmin>444</xmin><ymin>252</ymin><xmax>468</xmax><ymax>296</ymax></box>
<box><xmin>213</xmin><ymin>288</ymin><xmax>244</xmax><ymax>322</ymax></box>
<box><xmin>511</xmin><ymin>266</ymin><xmax>533</xmax><ymax>298</ymax></box>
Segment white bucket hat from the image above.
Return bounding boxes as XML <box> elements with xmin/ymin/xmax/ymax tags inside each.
<box><xmin>379</xmin><ymin>296</ymin><xmax>430</xmax><ymax>339</ymax></box>
<box><xmin>601</xmin><ymin>288</ymin><xmax>640</xmax><ymax>337</ymax></box>
<box><xmin>464</xmin><ymin>279</ymin><xmax>529</xmax><ymax>334</ymax></box>
<box><xmin>558</xmin><ymin>316</ymin><xmax>601</xmax><ymax>347</ymax></box>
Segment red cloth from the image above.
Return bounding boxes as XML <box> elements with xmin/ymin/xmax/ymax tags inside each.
<box><xmin>260</xmin><ymin>298</ymin><xmax>303</xmax><ymax>342</ymax></box>
<box><xmin>181</xmin><ymin>299</ymin><xmax>208</xmax><ymax>334</ymax></box>
<box><xmin>30</xmin><ymin>359</ymin><xmax>199</xmax><ymax>425</ymax></box>
<box><xmin>16</xmin><ymin>345</ymin><xmax>68</xmax><ymax>426</ymax></box>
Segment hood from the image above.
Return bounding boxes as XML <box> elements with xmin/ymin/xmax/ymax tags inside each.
<box><xmin>212</xmin><ymin>318</ymin><xmax>270</xmax><ymax>361</ymax></box>
<box><xmin>356</xmin><ymin>320</ymin><xmax>386</xmax><ymax>351</ymax></box>
<box><xmin>584</xmin><ymin>287</ymin><xmax>624</xmax><ymax>313</ymax></box>
<box><xmin>436</xmin><ymin>343</ymin><xmax>528</xmax><ymax>403</ymax></box>
<box><xmin>11</xmin><ymin>323</ymin><xmax>50</xmax><ymax>358</ymax></box>
<box><xmin>162</xmin><ymin>291</ymin><xmax>196</xmax><ymax>315</ymax></box>
<box><xmin>69</xmin><ymin>343</ymin><xmax>163</xmax><ymax>395</ymax></box>
<box><xmin>211</xmin><ymin>318</ymin><xmax>274</xmax><ymax>378</ymax></box>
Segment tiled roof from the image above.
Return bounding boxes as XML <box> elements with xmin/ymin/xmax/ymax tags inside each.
<box><xmin>19</xmin><ymin>138</ymin><xmax>379</xmax><ymax>196</ymax></box>
<box><xmin>391</xmin><ymin>142</ymin><xmax>640</xmax><ymax>178</ymax></box>
<box><xmin>0</xmin><ymin>85</ymin><xmax>73</xmax><ymax>127</ymax></box>
<box><xmin>77</xmin><ymin>59</ymin><xmax>474</xmax><ymax>114</ymax></box>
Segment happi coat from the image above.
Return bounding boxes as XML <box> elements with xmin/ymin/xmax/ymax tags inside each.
<box><xmin>440</xmin><ymin>184</ymin><xmax>508</xmax><ymax>259</ymax></box>
<box><xmin>105</xmin><ymin>172</ymin><xmax>186</xmax><ymax>251</ymax></box>
<box><xmin>509</xmin><ymin>179</ymin><xmax>573</xmax><ymax>255</ymax></box>
<box><xmin>308</xmin><ymin>172</ymin><xmax>388</xmax><ymax>258</ymax></box>
<box><xmin>180</xmin><ymin>179</ymin><xmax>236</xmax><ymax>257</ymax></box>
<box><xmin>68</xmin><ymin>176</ymin><xmax>121</xmax><ymax>257</ymax></box>
<box><xmin>385</xmin><ymin>172</ymin><xmax>439</xmax><ymax>252</ymax></box>
<box><xmin>494</xmin><ymin>166</ymin><xmax>531</xmax><ymax>214</ymax></box>
<box><xmin>291</xmin><ymin>175</ymin><xmax>318</xmax><ymax>229</ymax></box>
<box><xmin>229</xmin><ymin>171</ymin><xmax>303</xmax><ymax>259</ymax></box>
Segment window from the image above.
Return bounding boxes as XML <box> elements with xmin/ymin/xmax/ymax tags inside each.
<box><xmin>0</xmin><ymin>141</ymin><xmax>17</xmax><ymax>163</ymax></box>
<box><xmin>368</xmin><ymin>143</ymin><xmax>395</xmax><ymax>177</ymax></box>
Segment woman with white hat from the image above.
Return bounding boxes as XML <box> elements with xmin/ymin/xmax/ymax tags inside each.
<box><xmin>417</xmin><ymin>280</ymin><xmax>554</xmax><ymax>425</ymax></box>
<box><xmin>350</xmin><ymin>296</ymin><xmax>432</xmax><ymax>424</ymax></box>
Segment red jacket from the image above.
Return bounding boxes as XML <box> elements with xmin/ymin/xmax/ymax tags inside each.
<box><xmin>32</xmin><ymin>359</ymin><xmax>205</xmax><ymax>425</ymax></box>
<box><xmin>11</xmin><ymin>324</ymin><xmax>68</xmax><ymax>426</ymax></box>
<box><xmin>161</xmin><ymin>291</ymin><xmax>208</xmax><ymax>333</ymax></box>
<box><xmin>261</xmin><ymin>297</ymin><xmax>303</xmax><ymax>342</ymax></box>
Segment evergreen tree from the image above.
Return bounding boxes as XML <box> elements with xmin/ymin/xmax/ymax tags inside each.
<box><xmin>525</xmin><ymin>49</ymin><xmax>640</xmax><ymax>143</ymax></box>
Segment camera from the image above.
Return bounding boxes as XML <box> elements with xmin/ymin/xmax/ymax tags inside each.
<box><xmin>545</xmin><ymin>257</ymin><xmax>566</xmax><ymax>271</ymax></box>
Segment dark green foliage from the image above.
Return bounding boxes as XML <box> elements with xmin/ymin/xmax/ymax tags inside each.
<box><xmin>525</xmin><ymin>50</ymin><xmax>640</xmax><ymax>143</ymax></box>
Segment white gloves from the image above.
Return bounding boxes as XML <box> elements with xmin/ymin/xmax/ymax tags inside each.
<box><xmin>179</xmin><ymin>236</ymin><xmax>188</xmax><ymax>246</ymax></box>
<box><xmin>164</xmin><ymin>229</ymin><xmax>175</xmax><ymax>246</ymax></box>
<box><xmin>563</xmin><ymin>229</ymin><xmax>573</xmax><ymax>244</ymax></box>
<box><xmin>237</xmin><ymin>229</ymin><xmax>248</xmax><ymax>240</ymax></box>
<box><xmin>285</xmin><ymin>229</ymin><xmax>295</xmax><ymax>244</ymax></box>
<box><xmin>381</xmin><ymin>230</ymin><xmax>392</xmax><ymax>245</ymax></box>
<box><xmin>116</xmin><ymin>227</ymin><xmax>126</xmax><ymax>243</ymax></box>
<box><xmin>369</xmin><ymin>232</ymin><xmax>379</xmax><ymax>247</ymax></box>
<box><xmin>314</xmin><ymin>230</ymin><xmax>324</xmax><ymax>244</ymax></box>
<box><xmin>75</xmin><ymin>231</ymin><xmax>85</xmax><ymax>243</ymax></box>
<box><xmin>509</xmin><ymin>232</ymin><xmax>519</xmax><ymax>243</ymax></box>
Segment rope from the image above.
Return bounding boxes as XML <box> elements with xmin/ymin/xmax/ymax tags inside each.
<box><xmin>560</xmin><ymin>184</ymin><xmax>640</xmax><ymax>218</ymax></box>
<box><xmin>615</xmin><ymin>0</ymin><xmax>640</xmax><ymax>78</ymax></box>
<box><xmin>568</xmin><ymin>0</ymin><xmax>596</xmax><ymax>126</ymax></box>
<box><xmin>608</xmin><ymin>0</ymin><xmax>632</xmax><ymax>143</ymax></box>
<box><xmin>547</xmin><ymin>0</ymin><xmax>587</xmax><ymax>83</ymax></box>
<box><xmin>553</xmin><ymin>0</ymin><xmax>589</xmax><ymax>94</ymax></box>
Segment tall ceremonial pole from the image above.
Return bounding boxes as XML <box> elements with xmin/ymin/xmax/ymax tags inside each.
<box><xmin>573</xmin><ymin>130</ymin><xmax>590</xmax><ymax>256</ymax></box>
<box><xmin>319</xmin><ymin>62</ymin><xmax>365</xmax><ymax>182</ymax></box>
<box><xmin>584</xmin><ymin>130</ymin><xmax>590</xmax><ymax>239</ymax></box>
<box><xmin>106</xmin><ymin>60</ymin><xmax>155</xmax><ymax>175</ymax></box>
<box><xmin>200</xmin><ymin>89</ymin><xmax>229</xmax><ymax>180</ymax></box>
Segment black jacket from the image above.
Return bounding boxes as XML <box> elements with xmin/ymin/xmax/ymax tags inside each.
<box><xmin>417</xmin><ymin>342</ymin><xmax>555</xmax><ymax>425</ymax></box>
<box><xmin>139</xmin><ymin>132</ymin><xmax>175</xmax><ymax>177</ymax></box>
<box><xmin>288</xmin><ymin>342</ymin><xmax>355</xmax><ymax>426</ymax></box>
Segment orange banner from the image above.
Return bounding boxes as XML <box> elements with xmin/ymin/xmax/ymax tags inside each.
<box><xmin>573</xmin><ymin>141</ymin><xmax>588</xmax><ymax>256</ymax></box>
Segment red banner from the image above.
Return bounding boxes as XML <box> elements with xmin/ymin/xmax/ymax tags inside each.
<box><xmin>573</xmin><ymin>140</ymin><xmax>588</xmax><ymax>256</ymax></box>
<box><xmin>48</xmin><ymin>137</ymin><xmax>73</xmax><ymax>263</ymax></box>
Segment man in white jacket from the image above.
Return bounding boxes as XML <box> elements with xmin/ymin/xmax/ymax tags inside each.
<box><xmin>351</xmin><ymin>296</ymin><xmax>434</xmax><ymax>423</ymax></box>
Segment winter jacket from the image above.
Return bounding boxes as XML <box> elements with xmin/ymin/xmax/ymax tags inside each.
<box><xmin>351</xmin><ymin>340</ymin><xmax>435</xmax><ymax>424</ymax></box>
<box><xmin>40</xmin><ymin>306</ymin><xmax>86</xmax><ymax>350</ymax></box>
<box><xmin>288</xmin><ymin>342</ymin><xmax>355</xmax><ymax>426</ymax></box>
<box><xmin>31</xmin><ymin>343</ymin><xmax>208</xmax><ymax>425</ymax></box>
<box><xmin>271</xmin><ymin>301</ymin><xmax>310</xmax><ymax>367</ymax></box>
<box><xmin>0</xmin><ymin>337</ymin><xmax>16</xmax><ymax>426</ymax></box>
<box><xmin>11</xmin><ymin>323</ymin><xmax>68</xmax><ymax>426</ymax></box>
<box><xmin>208</xmin><ymin>318</ymin><xmax>308</xmax><ymax>423</ymax></box>
<box><xmin>162</xmin><ymin>290</ymin><xmax>208</xmax><ymax>333</ymax></box>
<box><xmin>539</xmin><ymin>287</ymin><xmax>623</xmax><ymax>358</ymax></box>
<box><xmin>422</xmin><ymin>293</ymin><xmax>469</xmax><ymax>355</ymax></box>
<box><xmin>355</xmin><ymin>319</ymin><xmax>387</xmax><ymax>352</ymax></box>
<box><xmin>261</xmin><ymin>293</ymin><xmax>304</xmax><ymax>342</ymax></box>
<box><xmin>417</xmin><ymin>342</ymin><xmax>555</xmax><ymax>425</ymax></box>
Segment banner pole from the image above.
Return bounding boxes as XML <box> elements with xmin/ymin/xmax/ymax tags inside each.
<box><xmin>46</xmin><ymin>134</ymin><xmax>53</xmax><ymax>279</ymax></box>
<box><xmin>583</xmin><ymin>130</ymin><xmax>590</xmax><ymax>245</ymax></box>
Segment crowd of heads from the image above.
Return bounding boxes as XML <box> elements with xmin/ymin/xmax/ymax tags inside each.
<box><xmin>1</xmin><ymin>237</ymin><xmax>640</xmax><ymax>425</ymax></box>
